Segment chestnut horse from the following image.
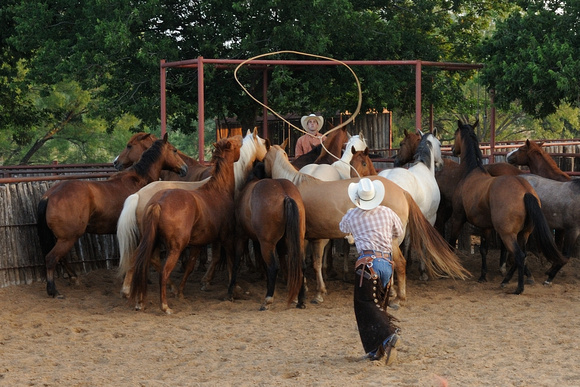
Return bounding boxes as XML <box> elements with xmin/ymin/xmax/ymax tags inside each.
<box><xmin>37</xmin><ymin>134</ymin><xmax>188</xmax><ymax>298</ymax></box>
<box><xmin>448</xmin><ymin>120</ymin><xmax>567</xmax><ymax>294</ymax></box>
<box><xmin>263</xmin><ymin>140</ymin><xmax>469</xmax><ymax>305</ymax></box>
<box><xmin>130</xmin><ymin>138</ymin><xmax>240</xmax><ymax>314</ymax></box>
<box><xmin>117</xmin><ymin>130</ymin><xmax>268</xmax><ymax>299</ymax></box>
<box><xmin>114</xmin><ymin>132</ymin><xmax>212</xmax><ymax>181</ymax></box>
<box><xmin>349</xmin><ymin>147</ymin><xmax>378</xmax><ymax>177</ymax></box>
<box><xmin>507</xmin><ymin>139</ymin><xmax>571</xmax><ymax>182</ymax></box>
<box><xmin>228</xmin><ymin>163</ymin><xmax>307</xmax><ymax>310</ymax></box>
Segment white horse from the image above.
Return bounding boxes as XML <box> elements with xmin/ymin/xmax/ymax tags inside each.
<box><xmin>379</xmin><ymin>132</ymin><xmax>443</xmax><ymax>280</ymax></box>
<box><xmin>299</xmin><ymin>134</ymin><xmax>367</xmax><ymax>181</ymax></box>
<box><xmin>117</xmin><ymin>129</ymin><xmax>269</xmax><ymax>299</ymax></box>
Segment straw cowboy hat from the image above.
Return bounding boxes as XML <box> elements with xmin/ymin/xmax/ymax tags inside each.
<box><xmin>348</xmin><ymin>178</ymin><xmax>385</xmax><ymax>210</ymax></box>
<box><xmin>301</xmin><ymin>114</ymin><xmax>324</xmax><ymax>131</ymax></box>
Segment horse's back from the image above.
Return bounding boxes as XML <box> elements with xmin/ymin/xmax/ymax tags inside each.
<box><xmin>299</xmin><ymin>164</ymin><xmax>342</xmax><ymax>181</ymax></box>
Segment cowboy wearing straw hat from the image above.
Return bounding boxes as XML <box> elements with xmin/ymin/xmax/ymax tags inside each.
<box><xmin>339</xmin><ymin>177</ymin><xmax>403</xmax><ymax>365</ymax></box>
<box><xmin>294</xmin><ymin>113</ymin><xmax>327</xmax><ymax>157</ymax></box>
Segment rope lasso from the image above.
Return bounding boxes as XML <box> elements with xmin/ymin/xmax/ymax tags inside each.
<box><xmin>234</xmin><ymin>50</ymin><xmax>364</xmax><ymax>177</ymax></box>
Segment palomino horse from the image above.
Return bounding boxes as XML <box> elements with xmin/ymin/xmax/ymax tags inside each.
<box><xmin>228</xmin><ymin>163</ymin><xmax>307</xmax><ymax>310</ymax></box>
<box><xmin>130</xmin><ymin>138</ymin><xmax>241</xmax><ymax>314</ymax></box>
<box><xmin>263</xmin><ymin>140</ymin><xmax>469</xmax><ymax>305</ymax></box>
<box><xmin>449</xmin><ymin>120</ymin><xmax>567</xmax><ymax>294</ymax></box>
<box><xmin>117</xmin><ymin>129</ymin><xmax>268</xmax><ymax>299</ymax></box>
<box><xmin>299</xmin><ymin>134</ymin><xmax>368</xmax><ymax>180</ymax></box>
<box><xmin>291</xmin><ymin>124</ymin><xmax>350</xmax><ymax>169</ymax></box>
<box><xmin>37</xmin><ymin>134</ymin><xmax>188</xmax><ymax>298</ymax></box>
<box><xmin>507</xmin><ymin>139</ymin><xmax>571</xmax><ymax>182</ymax></box>
<box><xmin>114</xmin><ymin>132</ymin><xmax>212</xmax><ymax>181</ymax></box>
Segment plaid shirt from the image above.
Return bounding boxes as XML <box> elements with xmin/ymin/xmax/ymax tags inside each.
<box><xmin>339</xmin><ymin>206</ymin><xmax>403</xmax><ymax>255</ymax></box>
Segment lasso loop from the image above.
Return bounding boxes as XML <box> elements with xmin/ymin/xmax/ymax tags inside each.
<box><xmin>234</xmin><ymin>50</ymin><xmax>363</xmax><ymax>166</ymax></box>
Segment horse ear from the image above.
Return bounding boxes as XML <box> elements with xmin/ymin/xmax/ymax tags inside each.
<box><xmin>265</xmin><ymin>138</ymin><xmax>271</xmax><ymax>150</ymax></box>
<box><xmin>457</xmin><ymin>120</ymin><xmax>462</xmax><ymax>128</ymax></box>
<box><xmin>403</xmin><ymin>129</ymin><xmax>409</xmax><ymax>136</ymax></box>
<box><xmin>162</xmin><ymin>133</ymin><xmax>168</xmax><ymax>142</ymax></box>
<box><xmin>364</xmin><ymin>147</ymin><xmax>369</xmax><ymax>156</ymax></box>
<box><xmin>281</xmin><ymin>137</ymin><xmax>289</xmax><ymax>150</ymax></box>
<box><xmin>537</xmin><ymin>140</ymin><xmax>544</xmax><ymax>147</ymax></box>
<box><xmin>351</xmin><ymin>146</ymin><xmax>356</xmax><ymax>155</ymax></box>
<box><xmin>473</xmin><ymin>119</ymin><xmax>479</xmax><ymax>129</ymax></box>
<box><xmin>432</xmin><ymin>127</ymin><xmax>438</xmax><ymax>138</ymax></box>
<box><xmin>416</xmin><ymin>129</ymin><xmax>424</xmax><ymax>136</ymax></box>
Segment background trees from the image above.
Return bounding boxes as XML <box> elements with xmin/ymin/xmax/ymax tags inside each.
<box><xmin>1</xmin><ymin>0</ymin><xmax>578</xmax><ymax>165</ymax></box>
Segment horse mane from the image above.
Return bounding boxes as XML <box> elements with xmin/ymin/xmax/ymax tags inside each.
<box><xmin>208</xmin><ymin>138</ymin><xmax>236</xmax><ymax>189</ymax></box>
<box><xmin>458</xmin><ymin>124</ymin><xmax>486</xmax><ymax>175</ymax></box>
<box><xmin>125</xmin><ymin>138</ymin><xmax>165</xmax><ymax>179</ymax></box>
<box><xmin>528</xmin><ymin>140</ymin><xmax>564</xmax><ymax>172</ymax></box>
<box><xmin>414</xmin><ymin>134</ymin><xmax>433</xmax><ymax>167</ymax></box>
<box><xmin>272</xmin><ymin>145</ymin><xmax>318</xmax><ymax>185</ymax></box>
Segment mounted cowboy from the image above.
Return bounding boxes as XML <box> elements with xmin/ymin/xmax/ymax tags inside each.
<box><xmin>339</xmin><ymin>177</ymin><xmax>403</xmax><ymax>365</ymax></box>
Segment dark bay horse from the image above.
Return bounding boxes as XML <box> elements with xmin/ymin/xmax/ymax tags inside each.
<box><xmin>291</xmin><ymin>124</ymin><xmax>350</xmax><ymax>170</ymax></box>
<box><xmin>228</xmin><ymin>163</ymin><xmax>307</xmax><ymax>310</ymax></box>
<box><xmin>264</xmin><ymin>141</ymin><xmax>469</xmax><ymax>305</ymax></box>
<box><xmin>449</xmin><ymin>120</ymin><xmax>567</xmax><ymax>294</ymax></box>
<box><xmin>37</xmin><ymin>134</ymin><xmax>188</xmax><ymax>298</ymax></box>
<box><xmin>507</xmin><ymin>139</ymin><xmax>571</xmax><ymax>182</ymax></box>
<box><xmin>130</xmin><ymin>138</ymin><xmax>240</xmax><ymax>314</ymax></box>
<box><xmin>114</xmin><ymin>132</ymin><xmax>212</xmax><ymax>181</ymax></box>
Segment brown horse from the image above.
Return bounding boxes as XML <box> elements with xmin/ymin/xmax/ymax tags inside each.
<box><xmin>349</xmin><ymin>147</ymin><xmax>378</xmax><ymax>177</ymax></box>
<box><xmin>291</xmin><ymin>124</ymin><xmax>350</xmax><ymax>169</ymax></box>
<box><xmin>129</xmin><ymin>138</ymin><xmax>241</xmax><ymax>314</ymax></box>
<box><xmin>264</xmin><ymin>140</ymin><xmax>469</xmax><ymax>305</ymax></box>
<box><xmin>507</xmin><ymin>139</ymin><xmax>571</xmax><ymax>182</ymax></box>
<box><xmin>228</xmin><ymin>162</ymin><xmax>307</xmax><ymax>310</ymax></box>
<box><xmin>114</xmin><ymin>132</ymin><xmax>212</xmax><ymax>181</ymax></box>
<box><xmin>117</xmin><ymin>130</ymin><xmax>268</xmax><ymax>299</ymax></box>
<box><xmin>37</xmin><ymin>134</ymin><xmax>188</xmax><ymax>298</ymax></box>
<box><xmin>449</xmin><ymin>120</ymin><xmax>567</xmax><ymax>294</ymax></box>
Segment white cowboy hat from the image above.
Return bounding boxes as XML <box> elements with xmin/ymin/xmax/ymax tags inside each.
<box><xmin>347</xmin><ymin>178</ymin><xmax>385</xmax><ymax>210</ymax></box>
<box><xmin>301</xmin><ymin>114</ymin><xmax>324</xmax><ymax>131</ymax></box>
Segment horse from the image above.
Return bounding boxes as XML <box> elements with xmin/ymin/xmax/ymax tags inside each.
<box><xmin>228</xmin><ymin>162</ymin><xmax>307</xmax><ymax>310</ymax></box>
<box><xmin>263</xmin><ymin>140</ymin><xmax>469</xmax><ymax>305</ymax></box>
<box><xmin>349</xmin><ymin>147</ymin><xmax>378</xmax><ymax>178</ymax></box>
<box><xmin>291</xmin><ymin>124</ymin><xmax>351</xmax><ymax>169</ymax></box>
<box><xmin>448</xmin><ymin>120</ymin><xmax>567</xmax><ymax>294</ymax></box>
<box><xmin>507</xmin><ymin>139</ymin><xmax>571</xmax><ymax>182</ymax></box>
<box><xmin>117</xmin><ymin>129</ymin><xmax>269</xmax><ymax>300</ymax></box>
<box><xmin>114</xmin><ymin>132</ymin><xmax>212</xmax><ymax>181</ymax></box>
<box><xmin>129</xmin><ymin>138</ymin><xmax>240</xmax><ymax>314</ymax></box>
<box><xmin>37</xmin><ymin>134</ymin><xmax>188</xmax><ymax>298</ymax></box>
<box><xmin>299</xmin><ymin>134</ymin><xmax>368</xmax><ymax>180</ymax></box>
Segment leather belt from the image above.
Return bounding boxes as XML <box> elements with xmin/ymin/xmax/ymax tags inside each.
<box><xmin>360</xmin><ymin>250</ymin><xmax>391</xmax><ymax>259</ymax></box>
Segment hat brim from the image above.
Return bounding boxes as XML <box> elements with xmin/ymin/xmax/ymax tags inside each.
<box><xmin>301</xmin><ymin>115</ymin><xmax>324</xmax><ymax>131</ymax></box>
<box><xmin>348</xmin><ymin>179</ymin><xmax>385</xmax><ymax>210</ymax></box>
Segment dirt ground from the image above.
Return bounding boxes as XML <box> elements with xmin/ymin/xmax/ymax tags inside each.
<box><xmin>1</xmin><ymin>247</ymin><xmax>579</xmax><ymax>387</ymax></box>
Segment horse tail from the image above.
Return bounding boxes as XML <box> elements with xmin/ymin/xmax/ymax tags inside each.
<box><xmin>283</xmin><ymin>196</ymin><xmax>304</xmax><ymax>305</ymax></box>
<box><xmin>117</xmin><ymin>194</ymin><xmax>141</xmax><ymax>279</ymax></box>
<box><xmin>524</xmin><ymin>193</ymin><xmax>568</xmax><ymax>266</ymax></box>
<box><xmin>129</xmin><ymin>203</ymin><xmax>161</xmax><ymax>302</ymax></box>
<box><xmin>403</xmin><ymin>191</ymin><xmax>470</xmax><ymax>280</ymax></box>
<box><xmin>37</xmin><ymin>197</ymin><xmax>56</xmax><ymax>258</ymax></box>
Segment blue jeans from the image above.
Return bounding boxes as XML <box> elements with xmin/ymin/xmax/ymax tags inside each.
<box><xmin>360</xmin><ymin>256</ymin><xmax>393</xmax><ymax>289</ymax></box>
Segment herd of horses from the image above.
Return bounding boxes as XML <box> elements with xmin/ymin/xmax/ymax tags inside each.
<box><xmin>35</xmin><ymin>121</ymin><xmax>579</xmax><ymax>314</ymax></box>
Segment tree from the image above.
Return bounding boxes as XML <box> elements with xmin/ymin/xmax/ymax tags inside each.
<box><xmin>479</xmin><ymin>1</ymin><xmax>580</xmax><ymax>118</ymax></box>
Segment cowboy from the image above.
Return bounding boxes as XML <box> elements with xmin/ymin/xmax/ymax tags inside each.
<box><xmin>294</xmin><ymin>113</ymin><xmax>327</xmax><ymax>157</ymax></box>
<box><xmin>339</xmin><ymin>177</ymin><xmax>404</xmax><ymax>365</ymax></box>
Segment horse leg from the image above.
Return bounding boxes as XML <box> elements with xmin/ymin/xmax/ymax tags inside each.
<box><xmin>500</xmin><ymin>239</ymin><xmax>526</xmax><ymax>294</ymax></box>
<box><xmin>478</xmin><ymin>234</ymin><xmax>490</xmax><ymax>283</ymax></box>
<box><xmin>200</xmin><ymin>242</ymin><xmax>220</xmax><ymax>291</ymax></box>
<box><xmin>323</xmin><ymin>240</ymin><xmax>337</xmax><ymax>280</ymax></box>
<box><xmin>390</xmin><ymin>245</ymin><xmax>406</xmax><ymax>308</ymax></box>
<box><xmin>197</xmin><ymin>245</ymin><xmax>208</xmax><ymax>272</ymax></box>
<box><xmin>310</xmin><ymin>239</ymin><xmax>330</xmax><ymax>304</ymax></box>
<box><xmin>498</xmin><ymin>240</ymin><xmax>507</xmax><ymax>276</ymax></box>
<box><xmin>159</xmin><ymin>249</ymin><xmax>183</xmax><ymax>314</ymax></box>
<box><xmin>176</xmin><ymin>245</ymin><xmax>202</xmax><ymax>298</ymax></box>
<box><xmin>260</xmin><ymin>243</ymin><xmax>279</xmax><ymax>311</ymax></box>
<box><xmin>45</xmin><ymin>238</ymin><xmax>77</xmax><ymax>298</ymax></box>
<box><xmin>341</xmin><ymin>238</ymin><xmax>353</xmax><ymax>282</ymax></box>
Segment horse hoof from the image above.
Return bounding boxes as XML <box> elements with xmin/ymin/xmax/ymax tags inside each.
<box><xmin>296</xmin><ymin>302</ymin><xmax>306</xmax><ymax>309</ymax></box>
<box><xmin>477</xmin><ymin>276</ymin><xmax>487</xmax><ymax>283</ymax></box>
<box><xmin>164</xmin><ymin>309</ymin><xmax>173</xmax><ymax>315</ymax></box>
<box><xmin>526</xmin><ymin>279</ymin><xmax>535</xmax><ymax>285</ymax></box>
<box><xmin>419</xmin><ymin>273</ymin><xmax>429</xmax><ymax>282</ymax></box>
<box><xmin>56</xmin><ymin>294</ymin><xmax>65</xmax><ymax>300</ymax></box>
<box><xmin>543</xmin><ymin>280</ymin><xmax>553</xmax><ymax>286</ymax></box>
<box><xmin>259</xmin><ymin>304</ymin><xmax>269</xmax><ymax>311</ymax></box>
<box><xmin>388</xmin><ymin>301</ymin><xmax>400</xmax><ymax>310</ymax></box>
<box><xmin>310</xmin><ymin>296</ymin><xmax>324</xmax><ymax>305</ymax></box>
<box><xmin>500</xmin><ymin>282</ymin><xmax>508</xmax><ymax>288</ymax></box>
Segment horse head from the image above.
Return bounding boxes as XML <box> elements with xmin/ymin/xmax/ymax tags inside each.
<box><xmin>394</xmin><ymin>129</ymin><xmax>421</xmax><ymax>167</ymax></box>
<box><xmin>114</xmin><ymin>132</ymin><xmax>158</xmax><ymax>170</ymax></box>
